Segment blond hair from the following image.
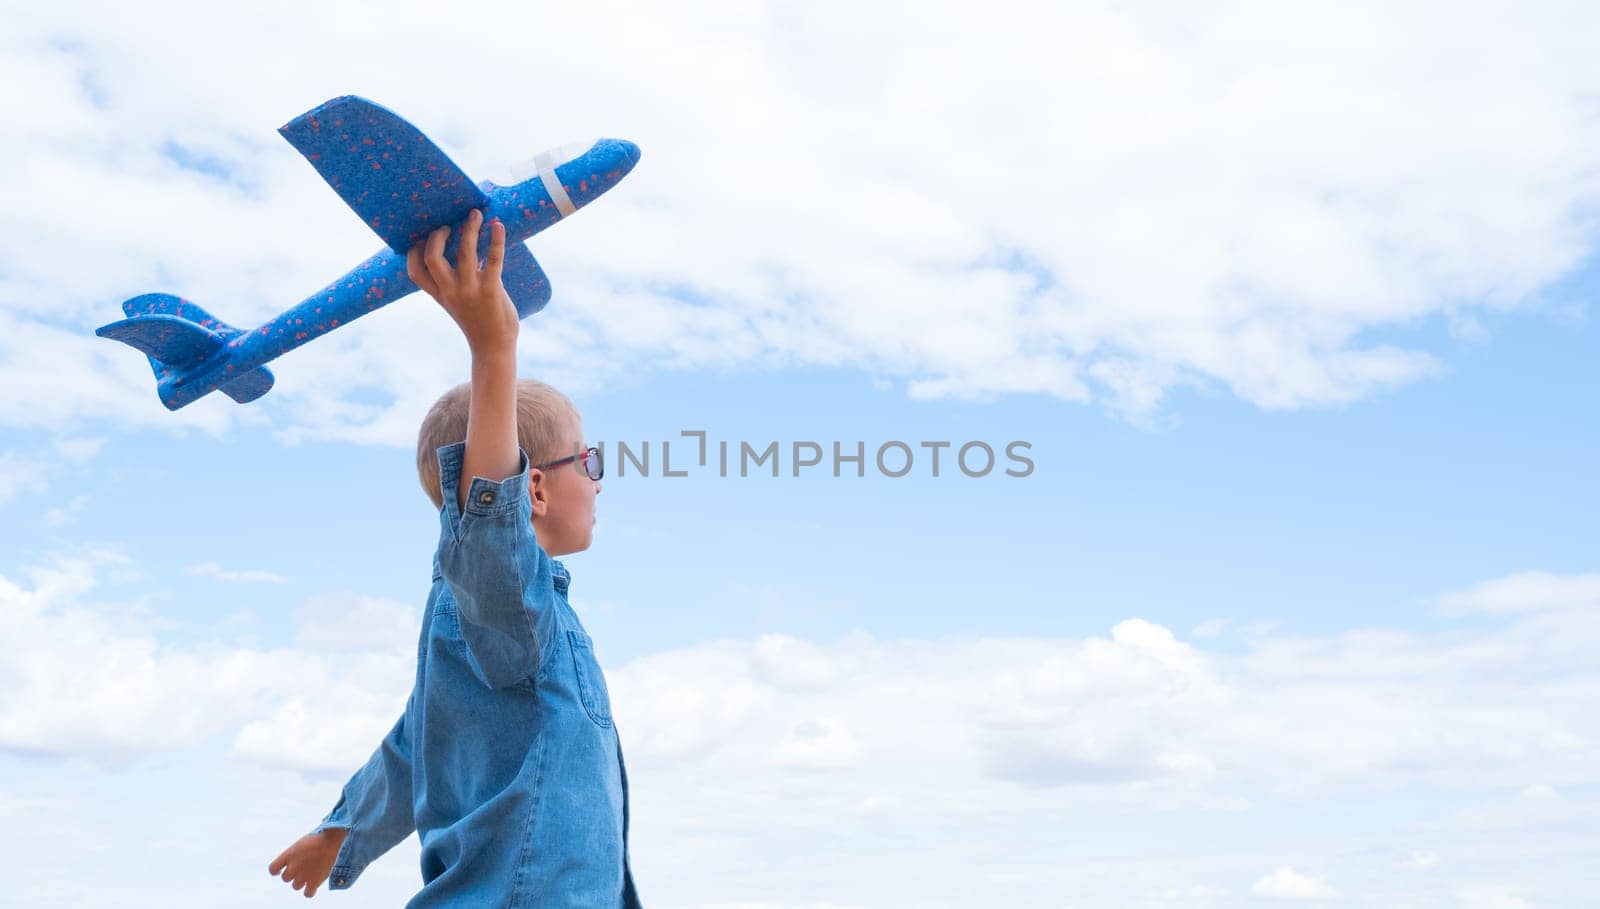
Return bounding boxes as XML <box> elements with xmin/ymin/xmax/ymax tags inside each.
<box><xmin>415</xmin><ymin>379</ymin><xmax>581</xmax><ymax>509</ymax></box>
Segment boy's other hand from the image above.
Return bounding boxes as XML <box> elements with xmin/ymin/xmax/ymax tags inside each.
<box><xmin>407</xmin><ymin>208</ymin><xmax>519</xmax><ymax>354</ymax></box>
<box><xmin>268</xmin><ymin>827</ymin><xmax>348</xmax><ymax>898</ymax></box>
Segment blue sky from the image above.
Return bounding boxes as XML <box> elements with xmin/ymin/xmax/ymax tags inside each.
<box><xmin>2</xmin><ymin>2</ymin><xmax>1599</xmax><ymax>907</ymax></box>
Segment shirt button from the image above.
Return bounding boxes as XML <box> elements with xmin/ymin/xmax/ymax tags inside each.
<box><xmin>478</xmin><ymin>491</ymin><xmax>495</xmax><ymax>505</ymax></box>
<box><xmin>335</xmin><ymin>877</ymin><xmax>346</xmax><ymax>886</ymax></box>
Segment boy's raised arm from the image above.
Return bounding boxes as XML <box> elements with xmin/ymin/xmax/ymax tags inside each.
<box><xmin>410</xmin><ymin>211</ymin><xmax>560</xmax><ymax>690</ymax></box>
<box><xmin>409</xmin><ymin>209</ymin><xmax>522</xmax><ymax>510</ymax></box>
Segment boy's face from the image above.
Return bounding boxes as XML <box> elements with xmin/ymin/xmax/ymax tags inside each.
<box><xmin>527</xmin><ymin>417</ymin><xmax>601</xmax><ymax>557</ymax></box>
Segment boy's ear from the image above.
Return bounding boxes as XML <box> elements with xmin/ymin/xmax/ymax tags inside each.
<box><xmin>527</xmin><ymin>469</ymin><xmax>548</xmax><ymax>517</ymax></box>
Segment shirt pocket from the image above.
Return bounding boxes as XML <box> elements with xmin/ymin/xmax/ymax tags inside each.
<box><xmin>567</xmin><ymin>629</ymin><xmax>614</xmax><ymax>727</ymax></box>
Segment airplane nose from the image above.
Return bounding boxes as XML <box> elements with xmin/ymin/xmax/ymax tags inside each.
<box><xmin>616</xmin><ymin>140</ymin><xmax>641</xmax><ymax>170</ymax></box>
<box><xmin>590</xmin><ymin>139</ymin><xmax>641</xmax><ymax>176</ymax></box>
<box><xmin>515</xmin><ymin>138</ymin><xmax>640</xmax><ymax>218</ymax></box>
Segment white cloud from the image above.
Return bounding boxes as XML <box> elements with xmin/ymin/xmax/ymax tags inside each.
<box><xmin>290</xmin><ymin>592</ymin><xmax>417</xmax><ymax>654</ymax></box>
<box><xmin>42</xmin><ymin>493</ymin><xmax>91</xmax><ymax>527</ymax></box>
<box><xmin>1436</xmin><ymin>570</ymin><xmax>1600</xmax><ymax>615</ymax></box>
<box><xmin>0</xmin><ymin>437</ymin><xmax>106</xmax><ymax>507</ymax></box>
<box><xmin>1457</xmin><ymin>888</ymin><xmax>1533</xmax><ymax>909</ymax></box>
<box><xmin>1251</xmin><ymin>867</ymin><xmax>1333</xmax><ymax>900</ymax></box>
<box><xmin>2</xmin><ymin>0</ymin><xmax>1597</xmax><ymax>445</ymax></box>
<box><xmin>607</xmin><ymin>587</ymin><xmax>1600</xmax><ymax>806</ymax></box>
<box><xmin>0</xmin><ymin>551</ymin><xmax>258</xmax><ymax>758</ymax></box>
<box><xmin>53</xmin><ymin>437</ymin><xmax>105</xmax><ymax>463</ymax></box>
<box><xmin>770</xmin><ymin>717</ymin><xmax>861</xmax><ymax>769</ymax></box>
<box><xmin>1520</xmin><ymin>783</ymin><xmax>1559</xmax><ymax>800</ymax></box>
<box><xmin>232</xmin><ymin>672</ymin><xmax>410</xmax><ymax>778</ymax></box>
<box><xmin>692</xmin><ymin>904</ymin><xmax>872</xmax><ymax>909</ymax></box>
<box><xmin>1152</xmin><ymin>885</ymin><xmax>1227</xmax><ymax>906</ymax></box>
<box><xmin>0</xmin><ymin>552</ymin><xmax>410</xmax><ymax>767</ymax></box>
<box><xmin>187</xmin><ymin>561</ymin><xmax>285</xmax><ymax>584</ymax></box>
<box><xmin>0</xmin><ymin>785</ymin><xmax>53</xmax><ymax>821</ymax></box>
<box><xmin>751</xmin><ymin>633</ymin><xmax>839</xmax><ymax>688</ymax></box>
<box><xmin>609</xmin><ymin>641</ymin><xmax>780</xmax><ymax>761</ymax></box>
<box><xmin>1395</xmin><ymin>850</ymin><xmax>1440</xmax><ymax>871</ymax></box>
<box><xmin>2</xmin><ymin>554</ymin><xmax>1599</xmax><ymax>903</ymax></box>
<box><xmin>0</xmin><ymin>452</ymin><xmax>36</xmax><ymax>506</ymax></box>
<box><xmin>5</xmin><ymin>551</ymin><xmax>1599</xmax><ymax>805</ymax></box>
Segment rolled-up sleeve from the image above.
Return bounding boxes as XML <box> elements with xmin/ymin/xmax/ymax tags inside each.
<box><xmin>434</xmin><ymin>441</ymin><xmax>560</xmax><ymax>689</ymax></box>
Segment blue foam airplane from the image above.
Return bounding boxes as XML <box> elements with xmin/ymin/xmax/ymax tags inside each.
<box><xmin>96</xmin><ymin>95</ymin><xmax>640</xmax><ymax>410</ymax></box>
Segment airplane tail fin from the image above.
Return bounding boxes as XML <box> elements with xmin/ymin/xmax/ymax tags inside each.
<box><xmin>96</xmin><ymin>293</ymin><xmax>275</xmax><ymax>409</ymax></box>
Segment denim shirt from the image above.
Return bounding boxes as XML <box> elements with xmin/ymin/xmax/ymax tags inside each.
<box><xmin>311</xmin><ymin>442</ymin><xmax>641</xmax><ymax>908</ymax></box>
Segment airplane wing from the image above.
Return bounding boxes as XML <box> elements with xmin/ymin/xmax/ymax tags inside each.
<box><xmin>279</xmin><ymin>95</ymin><xmax>490</xmax><ymax>255</ymax></box>
<box><xmin>502</xmin><ymin>241</ymin><xmax>553</xmax><ymax>318</ymax></box>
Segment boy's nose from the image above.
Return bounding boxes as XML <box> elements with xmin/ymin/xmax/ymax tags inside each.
<box><xmin>594</xmin><ymin>480</ymin><xmax>602</xmax><ymax>495</ymax></box>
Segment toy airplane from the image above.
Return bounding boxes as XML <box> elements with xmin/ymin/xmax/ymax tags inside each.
<box><xmin>96</xmin><ymin>95</ymin><xmax>640</xmax><ymax>410</ymax></box>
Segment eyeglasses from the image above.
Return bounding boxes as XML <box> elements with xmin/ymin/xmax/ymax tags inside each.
<box><xmin>535</xmin><ymin>446</ymin><xmax>603</xmax><ymax>481</ymax></box>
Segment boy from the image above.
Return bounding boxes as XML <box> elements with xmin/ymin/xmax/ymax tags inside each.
<box><xmin>268</xmin><ymin>210</ymin><xmax>640</xmax><ymax>906</ymax></box>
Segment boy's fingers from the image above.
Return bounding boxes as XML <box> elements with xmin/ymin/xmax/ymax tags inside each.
<box><xmin>424</xmin><ymin>224</ymin><xmax>456</xmax><ymax>294</ymax></box>
<box><xmin>306</xmin><ymin>881</ymin><xmax>320</xmax><ymax>898</ymax></box>
<box><xmin>456</xmin><ymin>209</ymin><xmax>482</xmax><ymax>277</ymax></box>
<box><xmin>484</xmin><ymin>219</ymin><xmax>506</xmax><ymax>281</ymax></box>
<box><xmin>407</xmin><ymin>245</ymin><xmax>439</xmax><ymax>297</ymax></box>
<box><xmin>406</xmin><ymin>246</ymin><xmax>423</xmax><ymax>287</ymax></box>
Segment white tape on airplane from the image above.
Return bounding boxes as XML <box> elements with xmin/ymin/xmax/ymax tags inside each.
<box><xmin>534</xmin><ymin>151</ymin><xmax>577</xmax><ymax>218</ymax></box>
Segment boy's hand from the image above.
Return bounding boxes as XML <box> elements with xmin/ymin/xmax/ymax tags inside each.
<box><xmin>407</xmin><ymin>208</ymin><xmax>519</xmax><ymax>354</ymax></box>
<box><xmin>268</xmin><ymin>827</ymin><xmax>348</xmax><ymax>898</ymax></box>
<box><xmin>410</xmin><ymin>208</ymin><xmax>523</xmax><ymax>506</ymax></box>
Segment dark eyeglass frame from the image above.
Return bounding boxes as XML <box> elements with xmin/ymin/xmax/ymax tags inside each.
<box><xmin>535</xmin><ymin>446</ymin><xmax>603</xmax><ymax>481</ymax></box>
